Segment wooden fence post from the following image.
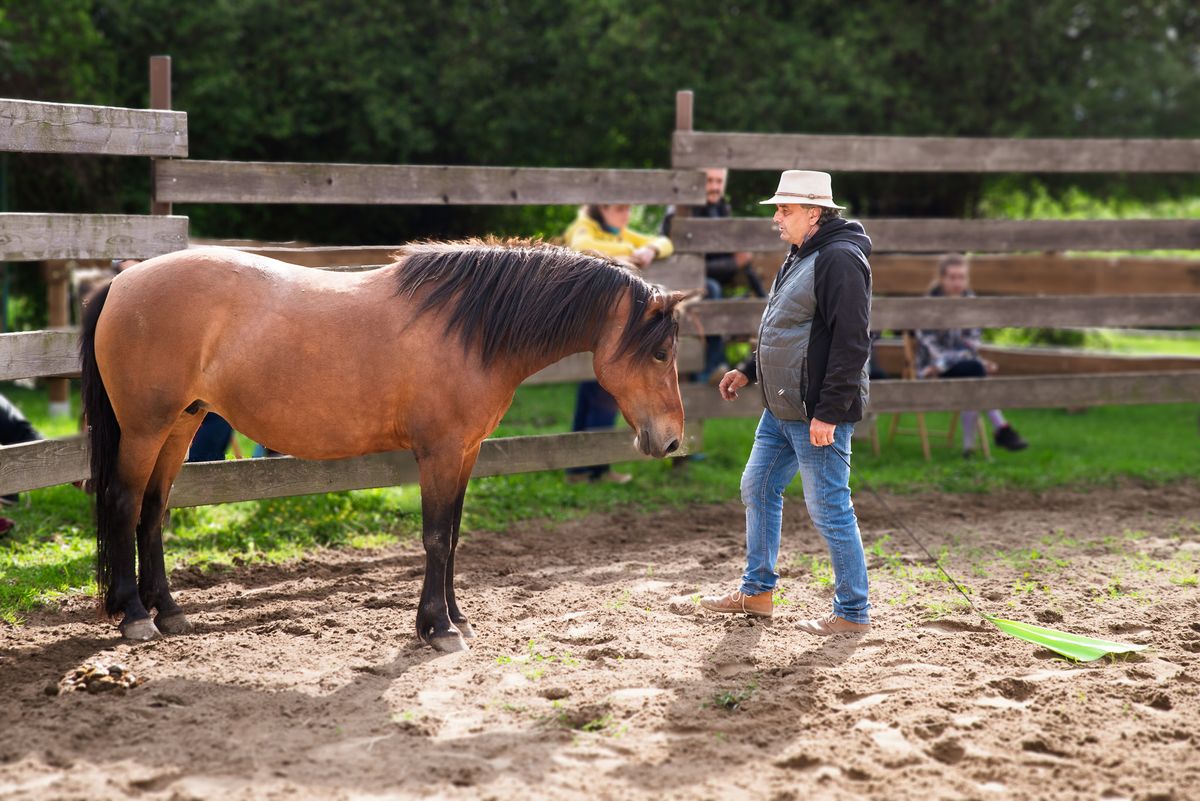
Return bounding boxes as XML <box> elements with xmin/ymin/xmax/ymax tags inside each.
<box><xmin>149</xmin><ymin>55</ymin><xmax>173</xmax><ymax>217</ymax></box>
<box><xmin>44</xmin><ymin>259</ymin><xmax>72</xmax><ymax>417</ymax></box>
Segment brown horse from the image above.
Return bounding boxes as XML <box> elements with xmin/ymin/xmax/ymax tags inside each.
<box><xmin>80</xmin><ymin>240</ymin><xmax>687</xmax><ymax>652</ymax></box>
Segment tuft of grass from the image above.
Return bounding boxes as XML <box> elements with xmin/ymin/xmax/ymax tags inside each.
<box><xmin>708</xmin><ymin>680</ymin><xmax>758</xmax><ymax>712</ymax></box>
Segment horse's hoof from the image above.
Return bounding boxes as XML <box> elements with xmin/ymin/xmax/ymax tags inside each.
<box><xmin>120</xmin><ymin>617</ymin><xmax>161</xmax><ymax>641</ymax></box>
<box><xmin>456</xmin><ymin>621</ymin><xmax>476</xmax><ymax>639</ymax></box>
<box><xmin>155</xmin><ymin>611</ymin><xmax>192</xmax><ymax>635</ymax></box>
<box><xmin>428</xmin><ymin>633</ymin><xmax>470</xmax><ymax>653</ymax></box>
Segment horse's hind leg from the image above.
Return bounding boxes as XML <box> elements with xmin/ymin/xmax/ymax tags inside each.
<box><xmin>137</xmin><ymin>415</ymin><xmax>203</xmax><ymax>635</ymax></box>
<box><xmin>104</xmin><ymin>433</ymin><xmax>171</xmax><ymax>641</ymax></box>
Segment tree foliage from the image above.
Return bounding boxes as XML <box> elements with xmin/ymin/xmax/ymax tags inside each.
<box><xmin>2</xmin><ymin>0</ymin><xmax>1198</xmax><ymax>243</ymax></box>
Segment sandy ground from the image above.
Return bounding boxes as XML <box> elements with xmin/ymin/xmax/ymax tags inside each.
<box><xmin>1</xmin><ymin>481</ymin><xmax>1198</xmax><ymax>801</ymax></box>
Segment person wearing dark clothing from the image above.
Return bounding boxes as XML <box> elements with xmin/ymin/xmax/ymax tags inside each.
<box><xmin>915</xmin><ymin>254</ymin><xmax>1028</xmax><ymax>456</ymax></box>
<box><xmin>702</xmin><ymin>170</ymin><xmax>873</xmax><ymax>637</ymax></box>
<box><xmin>662</xmin><ymin>168</ymin><xmax>765</xmax><ymax>380</ymax></box>
<box><xmin>187</xmin><ymin>413</ymin><xmax>235</xmax><ymax>462</ymax></box>
<box><xmin>0</xmin><ymin>393</ymin><xmax>43</xmax><ymax>528</ymax></box>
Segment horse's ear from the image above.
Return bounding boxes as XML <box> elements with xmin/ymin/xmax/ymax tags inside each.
<box><xmin>665</xmin><ymin>288</ymin><xmax>704</xmax><ymax>320</ymax></box>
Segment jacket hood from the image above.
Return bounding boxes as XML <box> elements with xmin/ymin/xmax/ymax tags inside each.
<box><xmin>798</xmin><ymin>217</ymin><xmax>872</xmax><ymax>260</ymax></box>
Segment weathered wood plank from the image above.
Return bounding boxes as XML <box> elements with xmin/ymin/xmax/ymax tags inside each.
<box><xmin>641</xmin><ymin>255</ymin><xmax>705</xmax><ymax>291</ymax></box>
<box><xmin>157</xmin><ymin>160</ymin><xmax>706</xmax><ymax>205</ymax></box>
<box><xmin>873</xmin><ymin>341</ymin><xmax>1200</xmax><ymax>376</ymax></box>
<box><xmin>0</xmin><ymin>330</ymin><xmax>79</xmax><ymax>381</ymax></box>
<box><xmin>680</xmin><ymin>371</ymin><xmax>1200</xmax><ymax>418</ymax></box>
<box><xmin>751</xmin><ymin>252</ymin><xmax>1200</xmax><ymax>296</ymax></box>
<box><xmin>0</xmin><ymin>428</ymin><xmax>699</xmax><ymax>503</ymax></box>
<box><xmin>0</xmin><ymin>328</ymin><xmax>704</xmax><ymax>382</ymax></box>
<box><xmin>0</xmin><ymin>436</ymin><xmax>89</xmax><ymax>496</ymax></box>
<box><xmin>0</xmin><ymin>98</ymin><xmax>187</xmax><ymax>157</ymax></box>
<box><xmin>684</xmin><ymin>295</ymin><xmax>1200</xmax><ymax>336</ymax></box>
<box><xmin>673</xmin><ymin>217</ymin><xmax>1200</xmax><ymax>254</ymax></box>
<box><xmin>672</xmin><ymin>131</ymin><xmax>1200</xmax><ymax>173</ymax></box>
<box><xmin>10</xmin><ymin>293</ymin><xmax>1193</xmax><ymax>381</ymax></box>
<box><xmin>6</xmin><ymin>369</ymin><xmax>1196</xmax><ymax>498</ymax></box>
<box><xmin>0</xmin><ymin>214</ymin><xmax>188</xmax><ymax>261</ymax></box>
<box><xmin>869</xmin><ymin>254</ymin><xmax>1200</xmax><ymax>296</ymax></box>
<box><xmin>530</xmin><ymin>340</ymin><xmax>703</xmax><ymax>384</ymax></box>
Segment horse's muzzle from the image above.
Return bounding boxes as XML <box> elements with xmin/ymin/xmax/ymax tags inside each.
<box><xmin>636</xmin><ymin>429</ymin><xmax>681</xmax><ymax>459</ymax></box>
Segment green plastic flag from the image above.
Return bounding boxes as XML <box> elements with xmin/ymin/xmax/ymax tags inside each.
<box><xmin>983</xmin><ymin>615</ymin><xmax>1148</xmax><ymax>662</ymax></box>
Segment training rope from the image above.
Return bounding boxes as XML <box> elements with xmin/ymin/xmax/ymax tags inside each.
<box><xmin>830</xmin><ymin>445</ymin><xmax>985</xmax><ymax>618</ymax></box>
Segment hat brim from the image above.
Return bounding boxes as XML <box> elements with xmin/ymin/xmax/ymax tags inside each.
<box><xmin>759</xmin><ymin>195</ymin><xmax>844</xmax><ymax>209</ymax></box>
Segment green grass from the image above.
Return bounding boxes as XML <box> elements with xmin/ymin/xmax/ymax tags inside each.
<box><xmin>2</xmin><ymin>379</ymin><xmax>1198</xmax><ymax>619</ymax></box>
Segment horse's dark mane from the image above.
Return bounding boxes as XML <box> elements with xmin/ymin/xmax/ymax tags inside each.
<box><xmin>393</xmin><ymin>238</ymin><xmax>677</xmax><ymax>367</ymax></box>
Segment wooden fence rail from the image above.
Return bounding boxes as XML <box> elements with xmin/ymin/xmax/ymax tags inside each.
<box><xmin>0</xmin><ymin>213</ymin><xmax>189</xmax><ymax>261</ymax></box>
<box><xmin>0</xmin><ymin>98</ymin><xmax>187</xmax><ymax>157</ymax></box>
<box><xmin>672</xmin><ymin>217</ymin><xmax>1200</xmax><ymax>254</ymax></box>
<box><xmin>678</xmin><ymin>370</ymin><xmax>1200</xmax><ymax>419</ymax></box>
<box><xmin>7</xmin><ymin>295</ymin><xmax>1197</xmax><ymax>381</ymax></box>
<box><xmin>0</xmin><ymin>429</ymin><xmax>699</xmax><ymax>504</ymax></box>
<box><xmin>156</xmin><ymin>160</ymin><xmax>707</xmax><ymax>206</ymax></box>
<box><xmin>672</xmin><ymin>131</ymin><xmax>1200</xmax><ymax>173</ymax></box>
<box><xmin>861</xmin><ymin>254</ymin><xmax>1200</xmax><ymax>296</ymax></box>
<box><xmin>5</xmin><ymin>370</ymin><xmax>1196</xmax><ymax>500</ymax></box>
<box><xmin>685</xmin><ymin>294</ymin><xmax>1200</xmax><ymax>336</ymax></box>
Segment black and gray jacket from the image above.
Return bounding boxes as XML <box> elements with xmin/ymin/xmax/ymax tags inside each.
<box><xmin>737</xmin><ymin>218</ymin><xmax>873</xmax><ymax>424</ymax></box>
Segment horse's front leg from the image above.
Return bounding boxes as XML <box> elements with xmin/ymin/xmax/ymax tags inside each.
<box><xmin>414</xmin><ymin>449</ymin><xmax>472</xmax><ymax>653</ymax></box>
<box><xmin>445</xmin><ymin>496</ymin><xmax>471</xmax><ymax>638</ymax></box>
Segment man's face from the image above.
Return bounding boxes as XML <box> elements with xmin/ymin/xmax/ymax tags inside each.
<box><xmin>772</xmin><ymin>204</ymin><xmax>820</xmax><ymax>246</ymax></box>
<box><xmin>704</xmin><ymin>169</ymin><xmax>727</xmax><ymax>204</ymax></box>
<box><xmin>940</xmin><ymin>264</ymin><xmax>970</xmax><ymax>296</ymax></box>
<box><xmin>599</xmin><ymin>204</ymin><xmax>632</xmax><ymax>230</ymax></box>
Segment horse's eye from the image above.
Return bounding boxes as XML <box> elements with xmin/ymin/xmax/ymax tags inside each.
<box><xmin>654</xmin><ymin>349</ymin><xmax>668</xmax><ymax>362</ymax></box>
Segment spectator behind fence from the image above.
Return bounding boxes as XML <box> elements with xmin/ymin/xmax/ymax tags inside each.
<box><xmin>662</xmin><ymin>168</ymin><xmax>764</xmax><ymax>381</ymax></box>
<box><xmin>562</xmin><ymin>204</ymin><xmax>674</xmax><ymax>484</ymax></box>
<box><xmin>0</xmin><ymin>393</ymin><xmax>44</xmax><ymax>534</ymax></box>
<box><xmin>915</xmin><ymin>253</ymin><xmax>1028</xmax><ymax>457</ymax></box>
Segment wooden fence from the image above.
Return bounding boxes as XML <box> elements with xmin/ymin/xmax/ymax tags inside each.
<box><xmin>2</xmin><ymin>74</ymin><xmax>1199</xmax><ymax>506</ymax></box>
<box><xmin>668</xmin><ymin>88</ymin><xmax>1200</xmax><ymax>440</ymax></box>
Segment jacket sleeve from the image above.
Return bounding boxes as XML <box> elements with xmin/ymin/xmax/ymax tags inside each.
<box><xmin>813</xmin><ymin>247</ymin><xmax>871</xmax><ymax>422</ymax></box>
<box><xmin>564</xmin><ymin>223</ymin><xmax>637</xmax><ymax>260</ymax></box>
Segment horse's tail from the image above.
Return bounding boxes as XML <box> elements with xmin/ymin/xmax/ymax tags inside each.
<box><xmin>80</xmin><ymin>281</ymin><xmax>122</xmax><ymax>616</ymax></box>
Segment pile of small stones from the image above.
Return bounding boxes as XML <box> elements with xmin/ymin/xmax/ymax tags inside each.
<box><xmin>48</xmin><ymin>662</ymin><xmax>144</xmax><ymax>696</ymax></box>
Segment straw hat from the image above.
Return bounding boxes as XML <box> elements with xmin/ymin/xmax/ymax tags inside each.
<box><xmin>759</xmin><ymin>170</ymin><xmax>844</xmax><ymax>209</ymax></box>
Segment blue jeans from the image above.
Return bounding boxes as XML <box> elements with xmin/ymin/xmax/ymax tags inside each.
<box><xmin>739</xmin><ymin>410</ymin><xmax>871</xmax><ymax>624</ymax></box>
<box><xmin>187</xmin><ymin>413</ymin><xmax>233</xmax><ymax>462</ymax></box>
<box><xmin>567</xmin><ymin>381</ymin><xmax>620</xmax><ymax>478</ymax></box>
<box><xmin>701</xmin><ymin>278</ymin><xmax>726</xmax><ymax>380</ymax></box>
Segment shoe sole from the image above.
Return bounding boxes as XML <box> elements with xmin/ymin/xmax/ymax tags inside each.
<box><xmin>698</xmin><ymin>602</ymin><xmax>772</xmax><ymax>618</ymax></box>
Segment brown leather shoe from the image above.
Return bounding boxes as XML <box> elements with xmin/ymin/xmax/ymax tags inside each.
<box><xmin>796</xmin><ymin>612</ymin><xmax>870</xmax><ymax>636</ymax></box>
<box><xmin>699</xmin><ymin>589</ymin><xmax>772</xmax><ymax>618</ymax></box>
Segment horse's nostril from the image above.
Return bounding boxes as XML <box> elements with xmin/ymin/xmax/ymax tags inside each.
<box><xmin>664</xmin><ymin>438</ymin><xmax>680</xmax><ymax>455</ymax></box>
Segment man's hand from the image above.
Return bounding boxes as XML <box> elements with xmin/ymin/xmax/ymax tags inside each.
<box><xmin>718</xmin><ymin>369</ymin><xmax>749</xmax><ymax>401</ymax></box>
<box><xmin>983</xmin><ymin>359</ymin><xmax>999</xmax><ymax>375</ymax></box>
<box><xmin>920</xmin><ymin>365</ymin><xmax>939</xmax><ymax>379</ymax></box>
<box><xmin>810</xmin><ymin>418</ymin><xmax>836</xmax><ymax>447</ymax></box>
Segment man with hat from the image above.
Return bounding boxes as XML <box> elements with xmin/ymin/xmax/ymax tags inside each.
<box><xmin>701</xmin><ymin>170</ymin><xmax>873</xmax><ymax>635</ymax></box>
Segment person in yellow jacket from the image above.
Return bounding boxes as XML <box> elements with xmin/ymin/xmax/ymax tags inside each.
<box><xmin>563</xmin><ymin>204</ymin><xmax>673</xmax><ymax>483</ymax></box>
<box><xmin>564</xmin><ymin>204</ymin><xmax>674</xmax><ymax>267</ymax></box>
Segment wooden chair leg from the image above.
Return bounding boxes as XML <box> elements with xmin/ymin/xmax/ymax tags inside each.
<box><xmin>886</xmin><ymin>412</ymin><xmax>902</xmax><ymax>446</ymax></box>
<box><xmin>978</xmin><ymin>416</ymin><xmax>992</xmax><ymax>461</ymax></box>
<box><xmin>946</xmin><ymin>412</ymin><xmax>959</xmax><ymax>447</ymax></box>
<box><xmin>916</xmin><ymin>413</ymin><xmax>931</xmax><ymax>461</ymax></box>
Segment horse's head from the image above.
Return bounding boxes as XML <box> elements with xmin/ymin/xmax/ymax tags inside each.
<box><xmin>593</xmin><ymin>288</ymin><xmax>692</xmax><ymax>459</ymax></box>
